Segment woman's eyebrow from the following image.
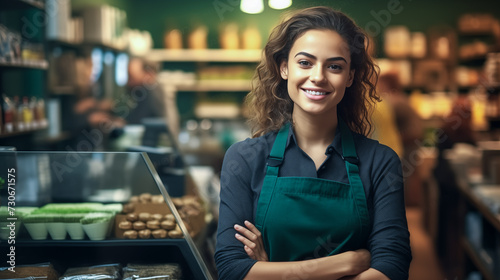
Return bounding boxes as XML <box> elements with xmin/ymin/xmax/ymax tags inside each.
<box><xmin>294</xmin><ymin>51</ymin><xmax>347</xmax><ymax>63</ymax></box>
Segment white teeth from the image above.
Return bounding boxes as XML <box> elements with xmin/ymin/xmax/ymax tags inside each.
<box><xmin>304</xmin><ymin>89</ymin><xmax>327</xmax><ymax>96</ymax></box>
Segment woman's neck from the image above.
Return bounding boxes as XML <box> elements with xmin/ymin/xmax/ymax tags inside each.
<box><xmin>292</xmin><ymin>109</ymin><xmax>338</xmax><ymax>149</ymax></box>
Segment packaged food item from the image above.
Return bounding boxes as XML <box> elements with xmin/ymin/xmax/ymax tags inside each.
<box><xmin>164</xmin><ymin>29</ymin><xmax>183</xmax><ymax>49</ymax></box>
<box><xmin>0</xmin><ymin>262</ymin><xmax>59</xmax><ymax>280</ymax></box>
<box><xmin>122</xmin><ymin>263</ymin><xmax>182</xmax><ymax>280</ymax></box>
<box><xmin>188</xmin><ymin>26</ymin><xmax>208</xmax><ymax>49</ymax></box>
<box><xmin>410</xmin><ymin>32</ymin><xmax>426</xmax><ymax>58</ymax></box>
<box><xmin>59</xmin><ymin>263</ymin><xmax>121</xmax><ymax>280</ymax></box>
<box><xmin>384</xmin><ymin>26</ymin><xmax>411</xmax><ymax>58</ymax></box>
<box><xmin>0</xmin><ymin>24</ymin><xmax>10</xmax><ymax>61</ymax></box>
<box><xmin>220</xmin><ymin>23</ymin><xmax>239</xmax><ymax>49</ymax></box>
<box><xmin>242</xmin><ymin>25</ymin><xmax>261</xmax><ymax>49</ymax></box>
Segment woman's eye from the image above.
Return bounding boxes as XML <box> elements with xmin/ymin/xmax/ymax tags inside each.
<box><xmin>329</xmin><ymin>64</ymin><xmax>342</xmax><ymax>70</ymax></box>
<box><xmin>298</xmin><ymin>60</ymin><xmax>311</xmax><ymax>66</ymax></box>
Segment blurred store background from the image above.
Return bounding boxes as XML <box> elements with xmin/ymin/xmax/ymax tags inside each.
<box><xmin>1</xmin><ymin>0</ymin><xmax>500</xmax><ymax>279</ymax></box>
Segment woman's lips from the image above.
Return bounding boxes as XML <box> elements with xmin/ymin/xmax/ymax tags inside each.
<box><xmin>302</xmin><ymin>88</ymin><xmax>332</xmax><ymax>100</ymax></box>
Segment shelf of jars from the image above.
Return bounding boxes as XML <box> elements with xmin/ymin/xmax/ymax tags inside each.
<box><xmin>147</xmin><ymin>49</ymin><xmax>262</xmax><ymax>62</ymax></box>
<box><xmin>0</xmin><ymin>60</ymin><xmax>48</xmax><ymax>70</ymax></box>
<box><xmin>0</xmin><ymin>122</ymin><xmax>48</xmax><ymax>139</ymax></box>
<box><xmin>175</xmin><ymin>79</ymin><xmax>253</xmax><ymax>92</ymax></box>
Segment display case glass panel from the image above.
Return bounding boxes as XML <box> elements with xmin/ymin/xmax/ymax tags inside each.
<box><xmin>0</xmin><ymin>150</ymin><xmax>212</xmax><ymax>280</ymax></box>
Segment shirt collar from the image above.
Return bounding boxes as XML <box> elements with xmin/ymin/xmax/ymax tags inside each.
<box><xmin>286</xmin><ymin>123</ymin><xmax>343</xmax><ymax>157</ymax></box>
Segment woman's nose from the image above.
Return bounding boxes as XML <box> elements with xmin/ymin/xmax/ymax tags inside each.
<box><xmin>310</xmin><ymin>66</ymin><xmax>325</xmax><ymax>83</ymax></box>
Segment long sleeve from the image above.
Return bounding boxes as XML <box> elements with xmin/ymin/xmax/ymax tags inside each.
<box><xmin>367</xmin><ymin>145</ymin><xmax>412</xmax><ymax>280</ymax></box>
<box><xmin>214</xmin><ymin>141</ymin><xmax>258</xmax><ymax>280</ymax></box>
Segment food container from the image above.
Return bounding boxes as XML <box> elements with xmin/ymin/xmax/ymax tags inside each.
<box><xmin>81</xmin><ymin>213</ymin><xmax>113</xmax><ymax>241</ymax></box>
<box><xmin>24</xmin><ymin>223</ymin><xmax>48</xmax><ymax>240</ymax></box>
<box><xmin>46</xmin><ymin>222</ymin><xmax>67</xmax><ymax>240</ymax></box>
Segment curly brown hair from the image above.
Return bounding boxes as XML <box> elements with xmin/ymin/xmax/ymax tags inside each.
<box><xmin>245</xmin><ymin>6</ymin><xmax>380</xmax><ymax>137</ymax></box>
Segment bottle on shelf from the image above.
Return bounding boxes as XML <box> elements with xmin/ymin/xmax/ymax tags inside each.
<box><xmin>164</xmin><ymin>29</ymin><xmax>183</xmax><ymax>49</ymax></box>
<box><xmin>2</xmin><ymin>95</ymin><xmax>15</xmax><ymax>133</ymax></box>
<box><xmin>17</xmin><ymin>97</ymin><xmax>26</xmax><ymax>131</ymax></box>
<box><xmin>485</xmin><ymin>93</ymin><xmax>499</xmax><ymax>119</ymax></box>
<box><xmin>30</xmin><ymin>97</ymin><xmax>39</xmax><ymax>129</ymax></box>
<box><xmin>22</xmin><ymin>96</ymin><xmax>33</xmax><ymax>131</ymax></box>
<box><xmin>37</xmin><ymin>98</ymin><xmax>48</xmax><ymax>128</ymax></box>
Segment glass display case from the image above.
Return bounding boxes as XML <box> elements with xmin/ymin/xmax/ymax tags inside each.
<box><xmin>0</xmin><ymin>150</ymin><xmax>213</xmax><ymax>280</ymax></box>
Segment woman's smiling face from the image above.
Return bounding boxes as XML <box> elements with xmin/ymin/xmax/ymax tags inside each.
<box><xmin>280</xmin><ymin>29</ymin><xmax>355</xmax><ymax>119</ymax></box>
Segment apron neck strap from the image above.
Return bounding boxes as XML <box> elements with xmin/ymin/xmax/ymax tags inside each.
<box><xmin>339</xmin><ymin>119</ymin><xmax>359</xmax><ymax>165</ymax></box>
<box><xmin>266</xmin><ymin>122</ymin><xmax>290</xmax><ymax>167</ymax></box>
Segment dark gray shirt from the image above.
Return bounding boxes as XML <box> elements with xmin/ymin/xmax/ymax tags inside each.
<box><xmin>215</xmin><ymin>125</ymin><xmax>412</xmax><ymax>280</ymax></box>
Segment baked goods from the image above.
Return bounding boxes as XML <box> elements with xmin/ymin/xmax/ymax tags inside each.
<box><xmin>115</xmin><ymin>193</ymin><xmax>206</xmax><ymax>239</ymax></box>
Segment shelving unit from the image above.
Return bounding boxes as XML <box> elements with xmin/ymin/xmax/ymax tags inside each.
<box><xmin>461</xmin><ymin>237</ymin><xmax>495</xmax><ymax>280</ymax></box>
<box><xmin>148</xmin><ymin>49</ymin><xmax>261</xmax><ymax>62</ymax></box>
<box><xmin>456</xmin><ymin>177</ymin><xmax>500</xmax><ymax>232</ymax></box>
<box><xmin>0</xmin><ymin>60</ymin><xmax>49</xmax><ymax>69</ymax></box>
<box><xmin>0</xmin><ymin>0</ymin><xmax>49</xmax><ymax>149</ymax></box>
<box><xmin>176</xmin><ymin>79</ymin><xmax>253</xmax><ymax>92</ymax></box>
<box><xmin>445</xmin><ymin>157</ymin><xmax>500</xmax><ymax>280</ymax></box>
<box><xmin>0</xmin><ymin>123</ymin><xmax>48</xmax><ymax>139</ymax></box>
<box><xmin>146</xmin><ymin>48</ymin><xmax>260</xmax><ymax>135</ymax></box>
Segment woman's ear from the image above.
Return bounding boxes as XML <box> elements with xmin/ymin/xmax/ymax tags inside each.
<box><xmin>280</xmin><ymin>61</ymin><xmax>288</xmax><ymax>80</ymax></box>
<box><xmin>347</xmin><ymin>69</ymin><xmax>355</xmax><ymax>87</ymax></box>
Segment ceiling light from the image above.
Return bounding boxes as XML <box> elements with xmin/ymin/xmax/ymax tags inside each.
<box><xmin>240</xmin><ymin>0</ymin><xmax>264</xmax><ymax>14</ymax></box>
<box><xmin>269</xmin><ymin>0</ymin><xmax>292</xmax><ymax>10</ymax></box>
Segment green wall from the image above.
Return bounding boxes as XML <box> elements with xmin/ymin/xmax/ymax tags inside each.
<box><xmin>116</xmin><ymin>0</ymin><xmax>500</xmax><ymax>50</ymax></box>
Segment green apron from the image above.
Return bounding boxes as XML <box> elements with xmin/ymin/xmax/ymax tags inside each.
<box><xmin>255</xmin><ymin>120</ymin><xmax>371</xmax><ymax>261</ymax></box>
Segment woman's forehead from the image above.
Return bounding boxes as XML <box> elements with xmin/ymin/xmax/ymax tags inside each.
<box><xmin>290</xmin><ymin>29</ymin><xmax>351</xmax><ymax>59</ymax></box>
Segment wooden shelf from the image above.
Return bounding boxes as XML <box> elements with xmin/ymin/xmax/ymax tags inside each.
<box><xmin>47</xmin><ymin>39</ymin><xmax>82</xmax><ymax>49</ymax></box>
<box><xmin>81</xmin><ymin>41</ymin><xmax>126</xmax><ymax>52</ymax></box>
<box><xmin>176</xmin><ymin>80</ymin><xmax>253</xmax><ymax>92</ymax></box>
<box><xmin>39</xmin><ymin>131</ymin><xmax>73</xmax><ymax>144</ymax></box>
<box><xmin>147</xmin><ymin>49</ymin><xmax>262</xmax><ymax>62</ymax></box>
<box><xmin>48</xmin><ymin>40</ymin><xmax>126</xmax><ymax>52</ymax></box>
<box><xmin>1</xmin><ymin>0</ymin><xmax>45</xmax><ymax>10</ymax></box>
<box><xmin>456</xmin><ymin>178</ymin><xmax>500</xmax><ymax>233</ymax></box>
<box><xmin>0</xmin><ymin>60</ymin><xmax>48</xmax><ymax>70</ymax></box>
<box><xmin>49</xmin><ymin>86</ymin><xmax>76</xmax><ymax>95</ymax></box>
<box><xmin>461</xmin><ymin>237</ymin><xmax>495</xmax><ymax>280</ymax></box>
<box><xmin>0</xmin><ymin>123</ymin><xmax>48</xmax><ymax>139</ymax></box>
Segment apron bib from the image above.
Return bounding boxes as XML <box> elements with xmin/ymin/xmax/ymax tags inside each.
<box><xmin>255</xmin><ymin>120</ymin><xmax>371</xmax><ymax>261</ymax></box>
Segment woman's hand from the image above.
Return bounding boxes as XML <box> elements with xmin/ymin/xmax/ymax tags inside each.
<box><xmin>234</xmin><ymin>221</ymin><xmax>269</xmax><ymax>262</ymax></box>
<box><xmin>341</xmin><ymin>249</ymin><xmax>371</xmax><ymax>277</ymax></box>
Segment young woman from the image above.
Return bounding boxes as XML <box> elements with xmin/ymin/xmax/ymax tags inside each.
<box><xmin>215</xmin><ymin>6</ymin><xmax>412</xmax><ymax>280</ymax></box>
